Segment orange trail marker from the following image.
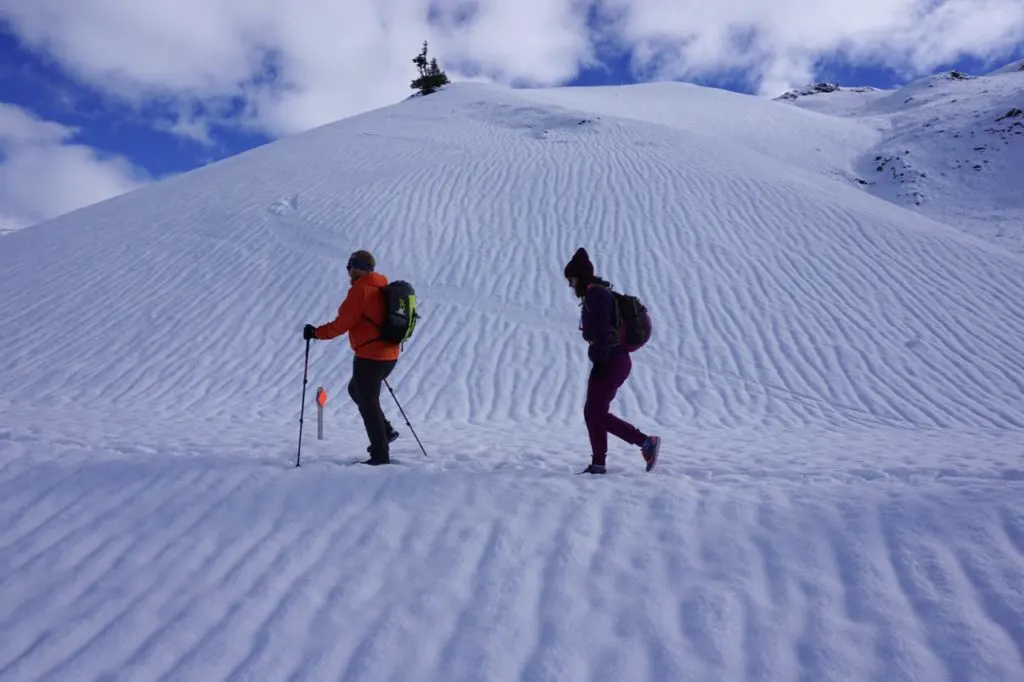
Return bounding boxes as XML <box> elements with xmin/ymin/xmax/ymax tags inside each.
<box><xmin>316</xmin><ymin>387</ymin><xmax>327</xmax><ymax>440</ymax></box>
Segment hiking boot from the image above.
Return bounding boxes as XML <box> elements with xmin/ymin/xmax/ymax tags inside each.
<box><xmin>361</xmin><ymin>457</ymin><xmax>390</xmax><ymax>466</ymax></box>
<box><xmin>580</xmin><ymin>463</ymin><xmax>607</xmax><ymax>475</ymax></box>
<box><xmin>641</xmin><ymin>436</ymin><xmax>660</xmax><ymax>472</ymax></box>
<box><xmin>366</xmin><ymin>429</ymin><xmax>399</xmax><ymax>453</ymax></box>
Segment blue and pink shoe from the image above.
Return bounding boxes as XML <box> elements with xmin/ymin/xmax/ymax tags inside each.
<box><xmin>641</xmin><ymin>436</ymin><xmax>660</xmax><ymax>472</ymax></box>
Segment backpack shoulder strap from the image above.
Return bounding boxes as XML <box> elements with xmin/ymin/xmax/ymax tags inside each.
<box><xmin>354</xmin><ymin>283</ymin><xmax>388</xmax><ymax>349</ymax></box>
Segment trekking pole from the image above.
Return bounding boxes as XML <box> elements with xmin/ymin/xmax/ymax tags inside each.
<box><xmin>296</xmin><ymin>338</ymin><xmax>311</xmax><ymax>467</ymax></box>
<box><xmin>384</xmin><ymin>378</ymin><xmax>428</xmax><ymax>457</ymax></box>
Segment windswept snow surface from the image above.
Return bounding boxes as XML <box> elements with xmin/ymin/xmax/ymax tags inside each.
<box><xmin>1</xmin><ymin>78</ymin><xmax>1023</xmax><ymax>681</ymax></box>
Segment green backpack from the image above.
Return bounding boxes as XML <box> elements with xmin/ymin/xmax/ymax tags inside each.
<box><xmin>376</xmin><ymin>280</ymin><xmax>420</xmax><ymax>347</ymax></box>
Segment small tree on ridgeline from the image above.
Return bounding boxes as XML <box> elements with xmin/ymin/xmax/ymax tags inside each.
<box><xmin>411</xmin><ymin>41</ymin><xmax>450</xmax><ymax>96</ymax></box>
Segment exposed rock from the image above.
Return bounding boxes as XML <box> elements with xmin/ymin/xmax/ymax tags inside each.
<box><xmin>774</xmin><ymin>82</ymin><xmax>840</xmax><ymax>101</ymax></box>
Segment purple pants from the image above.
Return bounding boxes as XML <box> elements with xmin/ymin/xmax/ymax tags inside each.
<box><xmin>584</xmin><ymin>351</ymin><xmax>647</xmax><ymax>465</ymax></box>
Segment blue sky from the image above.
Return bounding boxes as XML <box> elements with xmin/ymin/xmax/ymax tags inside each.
<box><xmin>567</xmin><ymin>48</ymin><xmax>1021</xmax><ymax>92</ymax></box>
<box><xmin>1</xmin><ymin>0</ymin><xmax>1022</xmax><ymax>232</ymax></box>
<box><xmin>0</xmin><ymin>29</ymin><xmax>267</xmax><ymax>178</ymax></box>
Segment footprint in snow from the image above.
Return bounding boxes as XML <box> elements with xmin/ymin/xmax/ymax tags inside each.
<box><xmin>268</xmin><ymin>194</ymin><xmax>299</xmax><ymax>216</ymax></box>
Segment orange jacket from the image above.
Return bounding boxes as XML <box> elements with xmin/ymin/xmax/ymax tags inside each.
<box><xmin>315</xmin><ymin>272</ymin><xmax>400</xmax><ymax>361</ymax></box>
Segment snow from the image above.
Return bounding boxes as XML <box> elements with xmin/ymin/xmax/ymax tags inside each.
<box><xmin>988</xmin><ymin>59</ymin><xmax>1024</xmax><ymax>76</ymax></box>
<box><xmin>779</xmin><ymin>67</ymin><xmax>1024</xmax><ymax>251</ymax></box>
<box><xmin>2</xmin><ymin>63</ymin><xmax>1024</xmax><ymax>681</ymax></box>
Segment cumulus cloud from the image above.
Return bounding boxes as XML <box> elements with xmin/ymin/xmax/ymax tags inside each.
<box><xmin>0</xmin><ymin>0</ymin><xmax>1021</xmax><ymax>136</ymax></box>
<box><xmin>600</xmin><ymin>0</ymin><xmax>1024</xmax><ymax>95</ymax></box>
<box><xmin>0</xmin><ymin>104</ymin><xmax>150</xmax><ymax>232</ymax></box>
<box><xmin>0</xmin><ymin>0</ymin><xmax>597</xmax><ymax>137</ymax></box>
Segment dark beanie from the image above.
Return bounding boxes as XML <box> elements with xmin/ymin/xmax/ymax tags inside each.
<box><xmin>563</xmin><ymin>247</ymin><xmax>594</xmax><ymax>280</ymax></box>
<box><xmin>347</xmin><ymin>250</ymin><xmax>375</xmax><ymax>271</ymax></box>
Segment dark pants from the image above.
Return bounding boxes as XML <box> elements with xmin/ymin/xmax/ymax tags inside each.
<box><xmin>347</xmin><ymin>357</ymin><xmax>397</xmax><ymax>460</ymax></box>
<box><xmin>584</xmin><ymin>351</ymin><xmax>647</xmax><ymax>466</ymax></box>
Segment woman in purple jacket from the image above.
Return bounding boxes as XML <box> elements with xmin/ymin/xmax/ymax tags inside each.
<box><xmin>564</xmin><ymin>247</ymin><xmax>661</xmax><ymax>474</ymax></box>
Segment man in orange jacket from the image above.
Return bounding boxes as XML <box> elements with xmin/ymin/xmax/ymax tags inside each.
<box><xmin>303</xmin><ymin>250</ymin><xmax>401</xmax><ymax>465</ymax></box>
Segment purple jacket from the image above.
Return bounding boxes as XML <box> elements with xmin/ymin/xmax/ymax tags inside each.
<box><xmin>580</xmin><ymin>285</ymin><xmax>623</xmax><ymax>363</ymax></box>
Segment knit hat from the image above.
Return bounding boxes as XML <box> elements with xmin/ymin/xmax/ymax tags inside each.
<box><xmin>563</xmin><ymin>247</ymin><xmax>594</xmax><ymax>280</ymax></box>
<box><xmin>347</xmin><ymin>250</ymin><xmax>375</xmax><ymax>272</ymax></box>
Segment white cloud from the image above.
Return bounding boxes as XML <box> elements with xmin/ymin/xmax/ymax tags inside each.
<box><xmin>151</xmin><ymin>102</ymin><xmax>216</xmax><ymax>145</ymax></box>
<box><xmin>0</xmin><ymin>104</ymin><xmax>150</xmax><ymax>232</ymax></box>
<box><xmin>0</xmin><ymin>0</ymin><xmax>1021</xmax><ymax>137</ymax></box>
<box><xmin>599</xmin><ymin>0</ymin><xmax>1024</xmax><ymax>95</ymax></box>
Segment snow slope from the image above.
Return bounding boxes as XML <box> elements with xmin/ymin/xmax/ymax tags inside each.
<box><xmin>778</xmin><ymin>67</ymin><xmax>1024</xmax><ymax>251</ymax></box>
<box><xmin>2</xmin><ymin>77</ymin><xmax>1024</xmax><ymax>681</ymax></box>
<box><xmin>989</xmin><ymin>59</ymin><xmax>1024</xmax><ymax>75</ymax></box>
<box><xmin>517</xmin><ymin>81</ymin><xmax>882</xmax><ymax>183</ymax></box>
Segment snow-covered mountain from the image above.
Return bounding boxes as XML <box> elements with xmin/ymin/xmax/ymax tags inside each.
<box><xmin>1</xmin><ymin>65</ymin><xmax>1023</xmax><ymax>682</ymax></box>
<box><xmin>777</xmin><ymin>66</ymin><xmax>1024</xmax><ymax>249</ymax></box>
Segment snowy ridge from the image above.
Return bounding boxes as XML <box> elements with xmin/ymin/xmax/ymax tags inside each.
<box><xmin>988</xmin><ymin>59</ymin><xmax>1024</xmax><ymax>75</ymax></box>
<box><xmin>516</xmin><ymin>82</ymin><xmax>881</xmax><ymax>182</ymax></box>
<box><xmin>779</xmin><ymin>67</ymin><xmax>1024</xmax><ymax>249</ymax></box>
<box><xmin>1</xmin><ymin>75</ymin><xmax>1023</xmax><ymax>681</ymax></box>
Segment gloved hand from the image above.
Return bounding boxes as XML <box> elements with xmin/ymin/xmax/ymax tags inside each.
<box><xmin>303</xmin><ymin>324</ymin><xmax>317</xmax><ymax>340</ymax></box>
